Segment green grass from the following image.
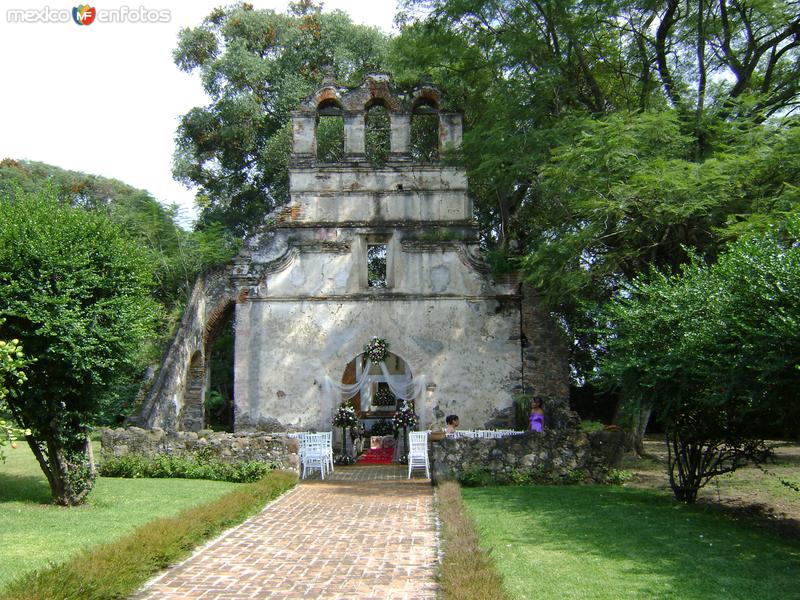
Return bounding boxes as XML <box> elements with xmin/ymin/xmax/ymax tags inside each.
<box><xmin>0</xmin><ymin>443</ymin><xmax>238</xmax><ymax>591</ymax></box>
<box><xmin>462</xmin><ymin>485</ymin><xmax>800</xmax><ymax>600</ymax></box>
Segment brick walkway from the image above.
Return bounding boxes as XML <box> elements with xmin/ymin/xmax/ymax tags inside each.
<box><xmin>134</xmin><ymin>465</ymin><xmax>439</xmax><ymax>599</ymax></box>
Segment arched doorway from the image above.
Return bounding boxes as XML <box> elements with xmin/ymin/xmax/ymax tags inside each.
<box><xmin>341</xmin><ymin>352</ymin><xmax>413</xmax><ymax>438</ymax></box>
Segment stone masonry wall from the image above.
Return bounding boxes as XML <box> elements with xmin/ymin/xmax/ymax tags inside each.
<box><xmin>101</xmin><ymin>427</ymin><xmax>300</xmax><ymax>472</ymax></box>
<box><xmin>430</xmin><ymin>425</ymin><xmax>625</xmax><ymax>483</ymax></box>
<box><xmin>521</xmin><ymin>283</ymin><xmax>572</xmax><ymax>428</ymax></box>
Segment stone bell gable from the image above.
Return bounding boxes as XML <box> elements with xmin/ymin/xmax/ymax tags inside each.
<box><xmin>136</xmin><ymin>74</ymin><xmax>570</xmax><ymax>433</ymax></box>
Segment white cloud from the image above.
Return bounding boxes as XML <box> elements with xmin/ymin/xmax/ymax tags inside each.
<box><xmin>0</xmin><ymin>0</ymin><xmax>398</xmax><ymax>227</ymax></box>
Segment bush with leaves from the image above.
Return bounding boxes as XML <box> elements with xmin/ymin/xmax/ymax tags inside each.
<box><xmin>99</xmin><ymin>452</ymin><xmax>275</xmax><ymax>483</ymax></box>
<box><xmin>0</xmin><ymin>189</ymin><xmax>157</xmax><ymax>505</ymax></box>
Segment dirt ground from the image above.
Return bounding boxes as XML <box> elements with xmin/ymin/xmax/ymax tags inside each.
<box><xmin>620</xmin><ymin>435</ymin><xmax>800</xmax><ymax>539</ymax></box>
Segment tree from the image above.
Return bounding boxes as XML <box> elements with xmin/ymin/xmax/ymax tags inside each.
<box><xmin>392</xmin><ymin>0</ymin><xmax>800</xmax><ymax>381</ymax></box>
<box><xmin>172</xmin><ymin>1</ymin><xmax>390</xmax><ymax>234</ymax></box>
<box><xmin>599</xmin><ymin>217</ymin><xmax>800</xmax><ymax>502</ymax></box>
<box><xmin>0</xmin><ymin>159</ymin><xmax>240</xmax><ymax>425</ymax></box>
<box><xmin>0</xmin><ymin>189</ymin><xmax>156</xmax><ymax>505</ymax></box>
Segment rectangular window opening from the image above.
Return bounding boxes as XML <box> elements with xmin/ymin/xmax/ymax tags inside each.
<box><xmin>367</xmin><ymin>244</ymin><xmax>387</xmax><ymax>288</ymax></box>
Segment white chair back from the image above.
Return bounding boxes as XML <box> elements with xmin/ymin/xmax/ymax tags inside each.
<box><xmin>301</xmin><ymin>433</ymin><xmax>329</xmax><ymax>480</ymax></box>
<box><xmin>407</xmin><ymin>431</ymin><xmax>430</xmax><ymax>479</ymax></box>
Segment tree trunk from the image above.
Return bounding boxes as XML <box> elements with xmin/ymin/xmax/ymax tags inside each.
<box><xmin>26</xmin><ymin>433</ymin><xmax>95</xmax><ymax>506</ymax></box>
<box><xmin>613</xmin><ymin>398</ymin><xmax>652</xmax><ymax>456</ymax></box>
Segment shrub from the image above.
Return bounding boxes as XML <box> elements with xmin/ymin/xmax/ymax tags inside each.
<box><xmin>99</xmin><ymin>453</ymin><xmax>275</xmax><ymax>483</ymax></box>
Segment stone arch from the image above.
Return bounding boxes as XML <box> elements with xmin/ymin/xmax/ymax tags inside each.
<box><xmin>341</xmin><ymin>351</ymin><xmax>415</xmax><ymax>418</ymax></box>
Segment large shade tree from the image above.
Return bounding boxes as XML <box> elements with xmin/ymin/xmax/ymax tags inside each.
<box><xmin>0</xmin><ymin>189</ymin><xmax>156</xmax><ymax>505</ymax></box>
<box><xmin>392</xmin><ymin>0</ymin><xmax>800</xmax><ymax>381</ymax></box>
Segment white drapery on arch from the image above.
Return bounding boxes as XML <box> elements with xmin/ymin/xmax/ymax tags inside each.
<box><xmin>320</xmin><ymin>356</ymin><xmax>428</xmax><ymax>429</ymax></box>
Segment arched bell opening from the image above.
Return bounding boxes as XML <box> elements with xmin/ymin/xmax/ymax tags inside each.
<box><xmin>365</xmin><ymin>99</ymin><xmax>391</xmax><ymax>166</ymax></box>
<box><xmin>316</xmin><ymin>98</ymin><xmax>344</xmax><ymax>162</ymax></box>
<box><xmin>410</xmin><ymin>97</ymin><xmax>440</xmax><ymax>162</ymax></box>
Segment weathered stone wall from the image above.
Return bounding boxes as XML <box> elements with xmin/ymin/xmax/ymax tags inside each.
<box><xmin>101</xmin><ymin>427</ymin><xmax>299</xmax><ymax>471</ymax></box>
<box><xmin>521</xmin><ymin>283</ymin><xmax>572</xmax><ymax>427</ymax></box>
<box><xmin>430</xmin><ymin>425</ymin><xmax>625</xmax><ymax>483</ymax></box>
<box><xmin>132</xmin><ymin>270</ymin><xmax>236</xmax><ymax>432</ymax></box>
<box><xmin>235</xmin><ymin>295</ymin><xmax>521</xmax><ymax>432</ymax></box>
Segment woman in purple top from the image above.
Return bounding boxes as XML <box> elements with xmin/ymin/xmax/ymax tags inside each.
<box><xmin>529</xmin><ymin>397</ymin><xmax>545</xmax><ymax>432</ymax></box>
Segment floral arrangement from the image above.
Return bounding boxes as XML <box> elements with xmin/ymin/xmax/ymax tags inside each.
<box><xmin>363</xmin><ymin>337</ymin><xmax>389</xmax><ymax>363</ymax></box>
<box><xmin>332</xmin><ymin>404</ymin><xmax>359</xmax><ymax>428</ymax></box>
<box><xmin>392</xmin><ymin>400</ymin><xmax>418</xmax><ymax>430</ymax></box>
<box><xmin>373</xmin><ymin>387</ymin><xmax>396</xmax><ymax>406</ymax></box>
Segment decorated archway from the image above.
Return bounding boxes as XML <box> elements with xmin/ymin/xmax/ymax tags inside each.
<box><xmin>320</xmin><ymin>338</ymin><xmax>429</xmax><ymax>431</ymax></box>
<box><xmin>341</xmin><ymin>351</ymin><xmax>412</xmax><ymax>419</ymax></box>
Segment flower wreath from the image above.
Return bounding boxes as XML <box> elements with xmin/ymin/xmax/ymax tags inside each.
<box><xmin>364</xmin><ymin>337</ymin><xmax>389</xmax><ymax>363</ymax></box>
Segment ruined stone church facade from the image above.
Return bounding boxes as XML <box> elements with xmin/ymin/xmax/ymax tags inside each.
<box><xmin>138</xmin><ymin>75</ymin><xmax>569</xmax><ymax>433</ymax></box>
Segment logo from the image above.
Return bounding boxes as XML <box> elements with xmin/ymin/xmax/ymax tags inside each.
<box><xmin>72</xmin><ymin>5</ymin><xmax>96</xmax><ymax>25</ymax></box>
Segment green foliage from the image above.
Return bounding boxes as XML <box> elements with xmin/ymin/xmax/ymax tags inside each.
<box><xmin>173</xmin><ymin>2</ymin><xmax>389</xmax><ymax>233</ymax></box>
<box><xmin>0</xmin><ymin>188</ymin><xmax>157</xmax><ymax>505</ymax></box>
<box><xmin>0</xmin><ymin>159</ymin><xmax>239</xmax><ymax>311</ymax></box>
<box><xmin>599</xmin><ymin>218</ymin><xmax>800</xmax><ymax>501</ymax></box>
<box><xmin>365</xmin><ymin>104</ymin><xmax>391</xmax><ymax>166</ymax></box>
<box><xmin>0</xmin><ymin>160</ymin><xmax>240</xmax><ymax>426</ymax></box>
<box><xmin>99</xmin><ymin>451</ymin><xmax>275</xmax><ymax>483</ymax></box>
<box><xmin>393</xmin><ymin>0</ymin><xmax>800</xmax><ymax>381</ymax></box>
<box><xmin>0</xmin><ymin>329</ymin><xmax>30</xmax><ymax>462</ymax></box>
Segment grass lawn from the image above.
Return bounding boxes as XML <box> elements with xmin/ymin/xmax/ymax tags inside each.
<box><xmin>0</xmin><ymin>443</ymin><xmax>238</xmax><ymax>591</ymax></box>
<box><xmin>462</xmin><ymin>485</ymin><xmax>800</xmax><ymax>600</ymax></box>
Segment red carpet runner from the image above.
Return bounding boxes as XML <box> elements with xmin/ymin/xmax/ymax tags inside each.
<box><xmin>356</xmin><ymin>447</ymin><xmax>395</xmax><ymax>464</ymax></box>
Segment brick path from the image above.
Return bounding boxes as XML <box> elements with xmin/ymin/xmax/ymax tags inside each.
<box><xmin>134</xmin><ymin>465</ymin><xmax>439</xmax><ymax>599</ymax></box>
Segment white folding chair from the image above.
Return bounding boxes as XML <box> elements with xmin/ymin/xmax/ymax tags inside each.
<box><xmin>295</xmin><ymin>432</ymin><xmax>310</xmax><ymax>470</ymax></box>
<box><xmin>321</xmin><ymin>431</ymin><xmax>334</xmax><ymax>472</ymax></box>
<box><xmin>301</xmin><ymin>433</ymin><xmax>328</xmax><ymax>480</ymax></box>
<box><xmin>407</xmin><ymin>431</ymin><xmax>430</xmax><ymax>479</ymax></box>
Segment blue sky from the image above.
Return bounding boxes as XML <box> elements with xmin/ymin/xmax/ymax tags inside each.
<box><xmin>0</xmin><ymin>1</ymin><xmax>398</xmax><ymax>226</ymax></box>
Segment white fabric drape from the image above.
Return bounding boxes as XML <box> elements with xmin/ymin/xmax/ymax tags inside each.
<box><xmin>319</xmin><ymin>357</ymin><xmax>428</xmax><ymax>429</ymax></box>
